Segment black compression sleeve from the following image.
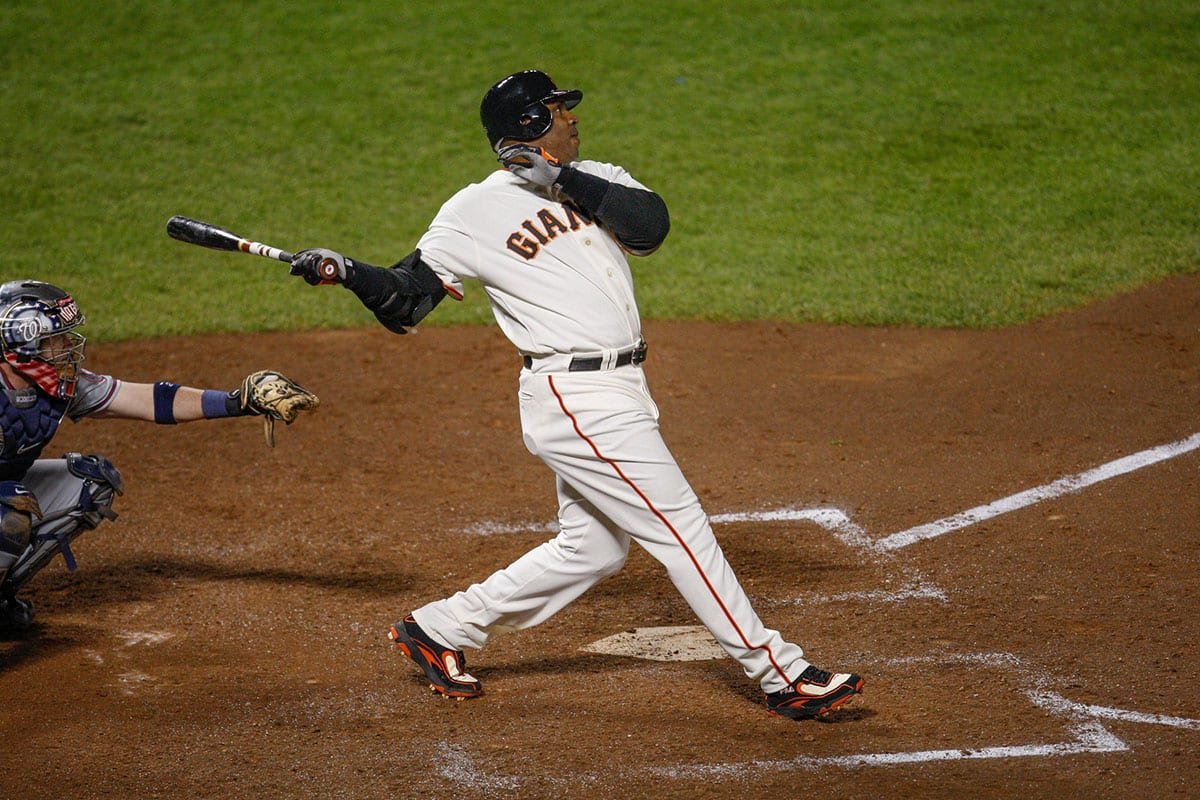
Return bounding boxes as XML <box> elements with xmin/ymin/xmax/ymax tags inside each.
<box><xmin>341</xmin><ymin>249</ymin><xmax>447</xmax><ymax>334</ymax></box>
<box><xmin>555</xmin><ymin>166</ymin><xmax>670</xmax><ymax>254</ymax></box>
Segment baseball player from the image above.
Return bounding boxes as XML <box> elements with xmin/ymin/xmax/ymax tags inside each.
<box><xmin>0</xmin><ymin>279</ymin><xmax>318</xmax><ymax>631</ymax></box>
<box><xmin>287</xmin><ymin>70</ymin><xmax>864</xmax><ymax>720</ymax></box>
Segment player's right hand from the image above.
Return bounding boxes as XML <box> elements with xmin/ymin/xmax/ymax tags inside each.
<box><xmin>290</xmin><ymin>248</ymin><xmax>351</xmax><ymax>285</ymax></box>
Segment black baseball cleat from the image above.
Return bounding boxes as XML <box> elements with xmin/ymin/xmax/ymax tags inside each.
<box><xmin>0</xmin><ymin>592</ymin><xmax>35</xmax><ymax>631</ymax></box>
<box><xmin>388</xmin><ymin>615</ymin><xmax>483</xmax><ymax>700</ymax></box>
<box><xmin>765</xmin><ymin>665</ymin><xmax>864</xmax><ymax>720</ymax></box>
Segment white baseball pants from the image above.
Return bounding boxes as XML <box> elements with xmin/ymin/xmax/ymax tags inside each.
<box><xmin>413</xmin><ymin>365</ymin><xmax>809</xmax><ymax>692</ymax></box>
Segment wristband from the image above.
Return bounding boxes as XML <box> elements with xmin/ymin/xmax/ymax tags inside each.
<box><xmin>201</xmin><ymin>389</ymin><xmax>244</xmax><ymax>419</ymax></box>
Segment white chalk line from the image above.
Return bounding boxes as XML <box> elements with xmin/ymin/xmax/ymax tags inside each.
<box><xmin>119</xmin><ymin>630</ymin><xmax>175</xmax><ymax>647</ymax></box>
<box><xmin>880</xmin><ymin>651</ymin><xmax>1022</xmax><ymax>669</ymax></box>
<box><xmin>761</xmin><ymin>579</ymin><xmax>947</xmax><ymax>607</ymax></box>
<box><xmin>438</xmin><ymin>651</ymin><xmax>1200</xmax><ymax>787</ymax></box>
<box><xmin>442</xmin><ymin>431</ymin><xmax>1200</xmax><ymax>783</ymax></box>
<box><xmin>879</xmin><ymin>653</ymin><xmax>1200</xmax><ymax>733</ymax></box>
<box><xmin>879</xmin><ymin>653</ymin><xmax>1200</xmax><ymax>731</ymax></box>
<box><xmin>1029</xmin><ymin>690</ymin><xmax>1200</xmax><ymax>731</ymax></box>
<box><xmin>625</xmin><ymin>652</ymin><xmax>1200</xmax><ymax>778</ymax></box>
<box><xmin>460</xmin><ymin>506</ymin><xmax>946</xmax><ymax>609</ymax></box>
<box><xmin>459</xmin><ymin>519</ymin><xmax>557</xmax><ymax>536</ymax></box>
<box><xmin>459</xmin><ymin>506</ymin><xmax>874</xmax><ymax>549</ymax></box>
<box><xmin>646</xmin><ymin>721</ymin><xmax>1127</xmax><ymax>778</ymax></box>
<box><xmin>461</xmin><ymin>432</ymin><xmax>1200</xmax><ymax>556</ymax></box>
<box><xmin>638</xmin><ymin>649</ymin><xmax>1190</xmax><ymax>779</ymax></box>
<box><xmin>877</xmin><ymin>432</ymin><xmax>1200</xmax><ymax>551</ymax></box>
<box><xmin>446</xmin><ymin>718</ymin><xmax>1124</xmax><ymax>791</ymax></box>
<box><xmin>433</xmin><ymin>741</ymin><xmax>519</xmax><ymax>791</ymax></box>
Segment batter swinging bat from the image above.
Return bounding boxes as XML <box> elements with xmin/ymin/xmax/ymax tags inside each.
<box><xmin>166</xmin><ymin>215</ymin><xmax>294</xmax><ymax>262</ymax></box>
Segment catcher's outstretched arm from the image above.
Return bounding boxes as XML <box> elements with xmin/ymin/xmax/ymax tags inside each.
<box><xmin>96</xmin><ymin>381</ymin><xmax>238</xmax><ymax>423</ymax></box>
<box><xmin>95</xmin><ymin>373</ymin><xmax>319</xmax><ymax>447</ymax></box>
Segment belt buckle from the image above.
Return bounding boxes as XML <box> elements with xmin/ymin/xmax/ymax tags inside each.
<box><xmin>631</xmin><ymin>341</ymin><xmax>647</xmax><ymax>364</ymax></box>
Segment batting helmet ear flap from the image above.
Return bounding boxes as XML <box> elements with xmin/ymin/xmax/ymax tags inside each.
<box><xmin>514</xmin><ymin>104</ymin><xmax>553</xmax><ymax>142</ymax></box>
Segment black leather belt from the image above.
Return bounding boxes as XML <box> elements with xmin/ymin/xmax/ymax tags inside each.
<box><xmin>523</xmin><ymin>341</ymin><xmax>648</xmax><ymax>371</ymax></box>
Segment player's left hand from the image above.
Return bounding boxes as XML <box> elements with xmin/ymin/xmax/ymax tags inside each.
<box><xmin>237</xmin><ymin>370</ymin><xmax>320</xmax><ymax>447</ymax></box>
<box><xmin>290</xmin><ymin>248</ymin><xmax>351</xmax><ymax>286</ymax></box>
<box><xmin>498</xmin><ymin>144</ymin><xmax>562</xmax><ymax>187</ymax></box>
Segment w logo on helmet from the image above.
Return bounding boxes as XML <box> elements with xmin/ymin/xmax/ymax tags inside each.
<box><xmin>11</xmin><ymin>316</ymin><xmax>44</xmax><ymax>344</ymax></box>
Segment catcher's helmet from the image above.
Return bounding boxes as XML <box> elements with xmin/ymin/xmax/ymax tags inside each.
<box><xmin>480</xmin><ymin>70</ymin><xmax>582</xmax><ymax>150</ymax></box>
<box><xmin>0</xmin><ymin>280</ymin><xmax>87</xmax><ymax>394</ymax></box>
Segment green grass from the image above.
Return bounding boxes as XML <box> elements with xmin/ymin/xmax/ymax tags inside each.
<box><xmin>1</xmin><ymin>1</ymin><xmax>1197</xmax><ymax>340</ymax></box>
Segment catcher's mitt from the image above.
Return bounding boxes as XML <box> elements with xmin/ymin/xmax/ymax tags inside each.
<box><xmin>238</xmin><ymin>370</ymin><xmax>319</xmax><ymax>447</ymax></box>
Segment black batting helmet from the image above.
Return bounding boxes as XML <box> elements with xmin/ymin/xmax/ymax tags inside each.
<box><xmin>480</xmin><ymin>70</ymin><xmax>582</xmax><ymax>150</ymax></box>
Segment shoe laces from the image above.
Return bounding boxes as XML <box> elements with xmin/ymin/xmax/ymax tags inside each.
<box><xmin>798</xmin><ymin>665</ymin><xmax>832</xmax><ymax>686</ymax></box>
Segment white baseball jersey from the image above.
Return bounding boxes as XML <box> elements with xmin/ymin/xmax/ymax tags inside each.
<box><xmin>409</xmin><ymin>162</ymin><xmax>811</xmax><ymax>693</ymax></box>
<box><xmin>417</xmin><ymin>161</ymin><xmax>644</xmax><ymax>358</ymax></box>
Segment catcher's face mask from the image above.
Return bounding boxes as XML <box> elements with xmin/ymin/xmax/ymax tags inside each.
<box><xmin>0</xmin><ymin>281</ymin><xmax>87</xmax><ymax>398</ymax></box>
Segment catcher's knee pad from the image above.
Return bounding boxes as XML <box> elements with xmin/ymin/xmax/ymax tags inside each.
<box><xmin>65</xmin><ymin>452</ymin><xmax>123</xmax><ymax>527</ymax></box>
<box><xmin>4</xmin><ymin>454</ymin><xmax>123</xmax><ymax>592</ymax></box>
<box><xmin>65</xmin><ymin>452</ymin><xmax>124</xmax><ymax>497</ymax></box>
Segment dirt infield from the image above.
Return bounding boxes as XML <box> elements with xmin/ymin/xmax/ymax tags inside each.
<box><xmin>2</xmin><ymin>274</ymin><xmax>1198</xmax><ymax>799</ymax></box>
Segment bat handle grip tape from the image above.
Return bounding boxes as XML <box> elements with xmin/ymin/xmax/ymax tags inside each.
<box><xmin>238</xmin><ymin>240</ymin><xmax>294</xmax><ymax>262</ymax></box>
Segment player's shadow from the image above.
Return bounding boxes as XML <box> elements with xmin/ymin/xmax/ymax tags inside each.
<box><xmin>31</xmin><ymin>554</ymin><xmax>417</xmax><ymax>597</ymax></box>
<box><xmin>0</xmin><ymin>555</ymin><xmax>418</xmax><ymax>669</ymax></box>
<box><xmin>0</xmin><ymin>622</ymin><xmax>108</xmax><ymax>671</ymax></box>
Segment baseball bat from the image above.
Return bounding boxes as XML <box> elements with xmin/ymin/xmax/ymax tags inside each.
<box><xmin>166</xmin><ymin>215</ymin><xmax>294</xmax><ymax>262</ymax></box>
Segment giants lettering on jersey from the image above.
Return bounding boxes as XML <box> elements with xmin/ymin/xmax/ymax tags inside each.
<box><xmin>505</xmin><ymin>201</ymin><xmax>594</xmax><ymax>260</ymax></box>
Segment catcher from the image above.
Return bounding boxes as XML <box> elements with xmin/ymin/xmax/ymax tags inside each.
<box><xmin>0</xmin><ymin>279</ymin><xmax>318</xmax><ymax>631</ymax></box>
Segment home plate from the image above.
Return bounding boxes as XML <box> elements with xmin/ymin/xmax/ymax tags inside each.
<box><xmin>582</xmin><ymin>626</ymin><xmax>726</xmax><ymax>662</ymax></box>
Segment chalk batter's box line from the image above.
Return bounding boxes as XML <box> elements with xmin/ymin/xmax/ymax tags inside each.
<box><xmin>429</xmin><ymin>650</ymin><xmax>1197</xmax><ymax>789</ymax></box>
<box><xmin>642</xmin><ymin>650</ymin><xmax>1200</xmax><ymax>778</ymax></box>
<box><xmin>441</xmin><ymin>436</ymin><xmax>1200</xmax><ymax>779</ymax></box>
<box><xmin>645</xmin><ymin>721</ymin><xmax>1126</xmax><ymax>778</ymax></box>
<box><xmin>877</xmin><ymin>431</ymin><xmax>1200</xmax><ymax>551</ymax></box>
<box><xmin>458</xmin><ymin>432</ymin><xmax>1200</xmax><ymax>548</ymax></box>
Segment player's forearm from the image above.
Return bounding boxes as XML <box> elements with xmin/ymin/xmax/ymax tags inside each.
<box><xmin>555</xmin><ymin>167</ymin><xmax>671</xmax><ymax>254</ymax></box>
<box><xmin>98</xmin><ymin>382</ymin><xmax>242</xmax><ymax>423</ymax></box>
<box><xmin>340</xmin><ymin>250</ymin><xmax>448</xmax><ymax>334</ymax></box>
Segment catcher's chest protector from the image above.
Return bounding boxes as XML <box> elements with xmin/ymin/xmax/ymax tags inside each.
<box><xmin>0</xmin><ymin>382</ymin><xmax>68</xmax><ymax>480</ymax></box>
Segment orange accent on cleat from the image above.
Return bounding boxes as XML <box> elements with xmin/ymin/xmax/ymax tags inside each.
<box><xmin>765</xmin><ymin>666</ymin><xmax>864</xmax><ymax>720</ymax></box>
<box><xmin>388</xmin><ymin>616</ymin><xmax>483</xmax><ymax>699</ymax></box>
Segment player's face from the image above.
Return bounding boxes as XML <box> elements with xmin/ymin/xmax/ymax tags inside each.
<box><xmin>532</xmin><ymin>101</ymin><xmax>579</xmax><ymax>165</ymax></box>
<box><xmin>38</xmin><ymin>331</ymin><xmax>86</xmax><ymax>378</ymax></box>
